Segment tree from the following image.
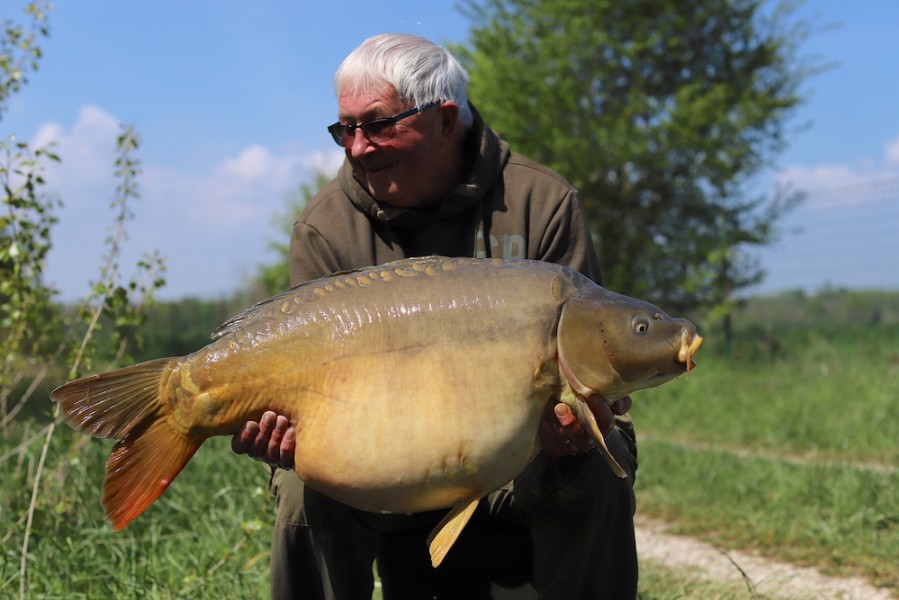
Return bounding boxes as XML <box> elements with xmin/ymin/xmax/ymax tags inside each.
<box><xmin>2</xmin><ymin>4</ymin><xmax>166</xmax><ymax>595</ymax></box>
<box><xmin>454</xmin><ymin>0</ymin><xmax>812</xmax><ymax>315</ymax></box>
<box><xmin>1</xmin><ymin>2</ymin><xmax>58</xmax><ymax>422</ymax></box>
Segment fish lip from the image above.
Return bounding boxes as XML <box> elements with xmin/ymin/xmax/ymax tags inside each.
<box><xmin>672</xmin><ymin>357</ymin><xmax>696</xmax><ymax>371</ymax></box>
<box><xmin>675</xmin><ymin>333</ymin><xmax>703</xmax><ymax>373</ymax></box>
<box><xmin>649</xmin><ymin>367</ymin><xmax>683</xmax><ymax>384</ymax></box>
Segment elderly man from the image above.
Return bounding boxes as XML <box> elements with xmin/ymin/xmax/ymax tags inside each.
<box><xmin>233</xmin><ymin>33</ymin><xmax>638</xmax><ymax>599</ymax></box>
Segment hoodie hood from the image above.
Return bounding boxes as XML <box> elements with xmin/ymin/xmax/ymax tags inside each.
<box><xmin>337</xmin><ymin>104</ymin><xmax>511</xmax><ymax>230</ymax></box>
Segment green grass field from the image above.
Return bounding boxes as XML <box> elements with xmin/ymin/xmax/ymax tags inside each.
<box><xmin>2</xmin><ymin>291</ymin><xmax>897</xmax><ymax>598</ymax></box>
<box><xmin>632</xmin><ymin>303</ymin><xmax>899</xmax><ymax>595</ymax></box>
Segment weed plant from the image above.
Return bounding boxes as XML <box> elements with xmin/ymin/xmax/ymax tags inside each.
<box><xmin>2</xmin><ymin>429</ymin><xmax>274</xmax><ymax>598</ymax></box>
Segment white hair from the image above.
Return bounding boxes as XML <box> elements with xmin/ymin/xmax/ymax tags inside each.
<box><xmin>335</xmin><ymin>33</ymin><xmax>474</xmax><ymax>129</ymax></box>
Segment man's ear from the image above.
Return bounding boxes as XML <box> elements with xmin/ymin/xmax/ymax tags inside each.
<box><xmin>439</xmin><ymin>101</ymin><xmax>460</xmax><ymax>138</ymax></box>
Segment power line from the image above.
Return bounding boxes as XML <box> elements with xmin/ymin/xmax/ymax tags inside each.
<box><xmin>752</xmin><ymin>177</ymin><xmax>899</xmax><ymax>293</ymax></box>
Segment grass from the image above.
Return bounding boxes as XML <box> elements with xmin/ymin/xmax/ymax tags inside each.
<box><xmin>2</xmin><ymin>430</ymin><xmax>274</xmax><ymax>599</ymax></box>
<box><xmin>630</xmin><ymin>318</ymin><xmax>899</xmax><ymax>594</ymax></box>
<box><xmin>632</xmin><ymin>323</ymin><xmax>899</xmax><ymax>464</ymax></box>
<box><xmin>635</xmin><ymin>440</ymin><xmax>899</xmax><ymax>589</ymax></box>
<box><xmin>637</xmin><ymin>560</ymin><xmax>766</xmax><ymax>600</ymax></box>
<box><xmin>2</xmin><ymin>291</ymin><xmax>898</xmax><ymax>598</ymax></box>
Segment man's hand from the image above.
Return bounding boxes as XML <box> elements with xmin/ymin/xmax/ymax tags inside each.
<box><xmin>231</xmin><ymin>411</ymin><xmax>296</xmax><ymax>469</ymax></box>
<box><xmin>539</xmin><ymin>396</ymin><xmax>632</xmax><ymax>457</ymax></box>
<box><xmin>235</xmin><ymin>396</ymin><xmax>632</xmax><ymax>466</ymax></box>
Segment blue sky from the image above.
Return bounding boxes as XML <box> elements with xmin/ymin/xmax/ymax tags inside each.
<box><xmin>3</xmin><ymin>1</ymin><xmax>898</xmax><ymax>300</ymax></box>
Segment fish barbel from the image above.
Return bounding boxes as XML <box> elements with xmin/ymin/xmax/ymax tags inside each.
<box><xmin>51</xmin><ymin>256</ymin><xmax>702</xmax><ymax>566</ymax></box>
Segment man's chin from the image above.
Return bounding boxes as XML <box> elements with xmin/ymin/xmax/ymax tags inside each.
<box><xmin>368</xmin><ymin>186</ymin><xmax>413</xmax><ymax>209</ymax></box>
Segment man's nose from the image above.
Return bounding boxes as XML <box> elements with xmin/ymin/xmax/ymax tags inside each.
<box><xmin>349</xmin><ymin>128</ymin><xmax>375</xmax><ymax>157</ymax></box>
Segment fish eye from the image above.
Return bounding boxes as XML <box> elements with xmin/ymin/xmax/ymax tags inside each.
<box><xmin>632</xmin><ymin>317</ymin><xmax>650</xmax><ymax>334</ymax></box>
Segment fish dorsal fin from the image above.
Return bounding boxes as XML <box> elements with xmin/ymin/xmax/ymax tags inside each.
<box><xmin>210</xmin><ymin>257</ymin><xmax>452</xmax><ymax>340</ymax></box>
<box><xmin>426</xmin><ymin>498</ymin><xmax>480</xmax><ymax>567</ymax></box>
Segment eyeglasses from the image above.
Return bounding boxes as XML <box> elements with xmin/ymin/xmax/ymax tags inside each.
<box><xmin>327</xmin><ymin>101</ymin><xmax>442</xmax><ymax>148</ymax></box>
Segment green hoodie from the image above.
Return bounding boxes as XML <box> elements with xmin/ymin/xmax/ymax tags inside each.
<box><xmin>288</xmin><ymin>105</ymin><xmax>601</xmax><ymax>287</ymax></box>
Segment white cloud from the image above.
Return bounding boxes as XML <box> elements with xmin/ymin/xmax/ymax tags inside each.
<box><xmin>32</xmin><ymin>104</ymin><xmax>120</xmax><ymax>192</ymax></box>
<box><xmin>220</xmin><ymin>145</ymin><xmax>286</xmax><ymax>180</ymax></box>
<box><xmin>301</xmin><ymin>148</ymin><xmax>345</xmax><ymax>175</ymax></box>
<box><xmin>776</xmin><ymin>163</ymin><xmax>858</xmax><ymax>190</ymax></box>
<box><xmin>33</xmin><ymin>105</ymin><xmax>332</xmax><ymax>300</ymax></box>
<box><xmin>775</xmin><ymin>133</ymin><xmax>899</xmax><ymax>209</ymax></box>
<box><xmin>886</xmin><ymin>135</ymin><xmax>899</xmax><ymax>166</ymax></box>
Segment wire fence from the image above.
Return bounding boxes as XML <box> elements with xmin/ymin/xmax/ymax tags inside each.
<box><xmin>749</xmin><ymin>177</ymin><xmax>899</xmax><ymax>295</ymax></box>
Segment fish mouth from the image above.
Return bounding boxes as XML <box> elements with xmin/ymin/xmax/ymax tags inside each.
<box><xmin>676</xmin><ymin>332</ymin><xmax>703</xmax><ymax>374</ymax></box>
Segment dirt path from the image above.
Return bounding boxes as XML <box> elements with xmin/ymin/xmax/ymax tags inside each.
<box><xmin>636</xmin><ymin>517</ymin><xmax>895</xmax><ymax>599</ymax></box>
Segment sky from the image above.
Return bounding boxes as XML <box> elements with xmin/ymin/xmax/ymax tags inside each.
<box><xmin>3</xmin><ymin>1</ymin><xmax>898</xmax><ymax>301</ymax></box>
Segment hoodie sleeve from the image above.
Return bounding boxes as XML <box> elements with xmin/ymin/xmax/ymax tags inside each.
<box><xmin>288</xmin><ymin>220</ymin><xmax>343</xmax><ymax>287</ymax></box>
<box><xmin>536</xmin><ymin>188</ymin><xmax>603</xmax><ymax>285</ymax></box>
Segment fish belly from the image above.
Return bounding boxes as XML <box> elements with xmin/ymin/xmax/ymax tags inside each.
<box><xmin>293</xmin><ymin>334</ymin><xmax>555</xmax><ymax>513</ymax></box>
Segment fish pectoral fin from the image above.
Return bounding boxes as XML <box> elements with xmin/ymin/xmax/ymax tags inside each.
<box><xmin>426</xmin><ymin>498</ymin><xmax>480</xmax><ymax>568</ymax></box>
<box><xmin>574</xmin><ymin>396</ymin><xmax>628</xmax><ymax>479</ymax></box>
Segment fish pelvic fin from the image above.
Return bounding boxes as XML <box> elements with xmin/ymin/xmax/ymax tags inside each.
<box><xmin>427</xmin><ymin>498</ymin><xmax>480</xmax><ymax>568</ymax></box>
<box><xmin>51</xmin><ymin>357</ymin><xmax>202</xmax><ymax>529</ymax></box>
<box><xmin>573</xmin><ymin>396</ymin><xmax>628</xmax><ymax>479</ymax></box>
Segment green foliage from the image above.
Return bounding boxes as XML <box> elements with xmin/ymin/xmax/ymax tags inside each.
<box><xmin>68</xmin><ymin>125</ymin><xmax>167</xmax><ymax>376</ymax></box>
<box><xmin>2</xmin><ymin>431</ymin><xmax>273</xmax><ymax>599</ymax></box>
<box><xmin>0</xmin><ymin>2</ymin><xmax>59</xmax><ymax>429</ymax></box>
<box><xmin>637</xmin><ymin>562</ymin><xmax>761</xmax><ymax>599</ymax></box>
<box><xmin>637</xmin><ymin>443</ymin><xmax>899</xmax><ymax>590</ymax></box>
<box><xmin>134</xmin><ymin>296</ymin><xmax>256</xmax><ymax>361</ymax></box>
<box><xmin>735</xmin><ymin>287</ymin><xmax>899</xmax><ymax>328</ymax></box>
<box><xmin>0</xmin><ymin>2</ymin><xmax>50</xmax><ymax>119</ymax></box>
<box><xmin>1</xmin><ymin>4</ymin><xmax>169</xmax><ymax>596</ymax></box>
<box><xmin>1</xmin><ymin>138</ymin><xmax>61</xmax><ymax>380</ymax></box>
<box><xmin>454</xmin><ymin>0</ymin><xmax>814</xmax><ymax>313</ymax></box>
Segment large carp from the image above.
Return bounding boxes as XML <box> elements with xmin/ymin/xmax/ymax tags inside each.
<box><xmin>52</xmin><ymin>256</ymin><xmax>702</xmax><ymax>566</ymax></box>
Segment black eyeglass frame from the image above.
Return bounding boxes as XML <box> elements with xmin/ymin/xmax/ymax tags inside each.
<box><xmin>327</xmin><ymin>101</ymin><xmax>443</xmax><ymax>148</ymax></box>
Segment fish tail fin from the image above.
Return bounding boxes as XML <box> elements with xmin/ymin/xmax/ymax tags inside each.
<box><xmin>103</xmin><ymin>417</ymin><xmax>201</xmax><ymax>530</ymax></box>
<box><xmin>51</xmin><ymin>357</ymin><xmax>202</xmax><ymax>529</ymax></box>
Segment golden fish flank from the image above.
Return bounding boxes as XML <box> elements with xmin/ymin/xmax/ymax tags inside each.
<box><xmin>51</xmin><ymin>256</ymin><xmax>702</xmax><ymax>567</ymax></box>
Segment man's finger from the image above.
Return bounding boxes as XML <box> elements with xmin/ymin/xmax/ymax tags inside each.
<box><xmin>279</xmin><ymin>426</ymin><xmax>296</xmax><ymax>469</ymax></box>
<box><xmin>611</xmin><ymin>396</ymin><xmax>632</xmax><ymax>416</ymax></box>
<box><xmin>231</xmin><ymin>421</ymin><xmax>259</xmax><ymax>454</ymax></box>
<box><xmin>258</xmin><ymin>411</ymin><xmax>277</xmax><ymax>435</ymax></box>
<box><xmin>553</xmin><ymin>403</ymin><xmax>577</xmax><ymax>427</ymax></box>
<box><xmin>267</xmin><ymin>419</ymin><xmax>285</xmax><ymax>463</ymax></box>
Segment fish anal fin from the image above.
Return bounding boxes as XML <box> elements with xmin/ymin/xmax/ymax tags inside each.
<box><xmin>574</xmin><ymin>396</ymin><xmax>628</xmax><ymax>479</ymax></box>
<box><xmin>426</xmin><ymin>498</ymin><xmax>480</xmax><ymax>568</ymax></box>
<box><xmin>103</xmin><ymin>418</ymin><xmax>202</xmax><ymax>530</ymax></box>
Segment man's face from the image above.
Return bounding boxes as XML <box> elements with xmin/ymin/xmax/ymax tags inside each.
<box><xmin>336</xmin><ymin>90</ymin><xmax>452</xmax><ymax>209</ymax></box>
